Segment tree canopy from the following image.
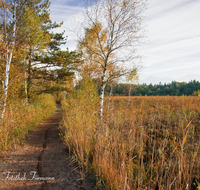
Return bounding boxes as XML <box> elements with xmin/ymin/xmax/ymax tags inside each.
<box><xmin>0</xmin><ymin>0</ymin><xmax>81</xmax><ymax>118</ymax></box>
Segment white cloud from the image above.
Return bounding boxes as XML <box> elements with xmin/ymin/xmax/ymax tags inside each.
<box><xmin>141</xmin><ymin>0</ymin><xmax>200</xmax><ymax>81</ymax></box>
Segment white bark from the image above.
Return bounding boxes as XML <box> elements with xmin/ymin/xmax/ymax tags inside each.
<box><xmin>99</xmin><ymin>83</ymin><xmax>106</xmax><ymax>120</ymax></box>
<box><xmin>99</xmin><ymin>67</ymin><xmax>107</xmax><ymax>120</ymax></box>
<box><xmin>1</xmin><ymin>53</ymin><xmax>12</xmax><ymax>118</ymax></box>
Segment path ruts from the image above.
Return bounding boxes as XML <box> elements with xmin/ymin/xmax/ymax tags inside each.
<box><xmin>0</xmin><ymin>103</ymin><xmax>94</xmax><ymax>190</ymax></box>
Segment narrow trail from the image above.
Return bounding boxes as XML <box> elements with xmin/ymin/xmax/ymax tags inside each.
<box><xmin>0</xmin><ymin>104</ymin><xmax>94</xmax><ymax>190</ymax></box>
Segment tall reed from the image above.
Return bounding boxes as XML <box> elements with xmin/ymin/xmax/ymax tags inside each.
<box><xmin>60</xmin><ymin>79</ymin><xmax>99</xmax><ymax>179</ymax></box>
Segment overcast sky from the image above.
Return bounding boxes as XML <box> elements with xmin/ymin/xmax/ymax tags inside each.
<box><xmin>49</xmin><ymin>0</ymin><xmax>200</xmax><ymax>83</ymax></box>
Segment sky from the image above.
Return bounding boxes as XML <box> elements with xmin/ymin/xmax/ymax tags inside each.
<box><xmin>49</xmin><ymin>0</ymin><xmax>200</xmax><ymax>84</ymax></box>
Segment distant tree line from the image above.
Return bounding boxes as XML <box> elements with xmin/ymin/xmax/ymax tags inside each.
<box><xmin>100</xmin><ymin>80</ymin><xmax>200</xmax><ymax>96</ymax></box>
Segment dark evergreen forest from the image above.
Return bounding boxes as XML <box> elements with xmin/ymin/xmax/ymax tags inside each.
<box><xmin>101</xmin><ymin>80</ymin><xmax>200</xmax><ymax>96</ymax></box>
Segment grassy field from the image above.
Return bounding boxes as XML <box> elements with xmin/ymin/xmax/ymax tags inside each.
<box><xmin>61</xmin><ymin>84</ymin><xmax>200</xmax><ymax>190</ymax></box>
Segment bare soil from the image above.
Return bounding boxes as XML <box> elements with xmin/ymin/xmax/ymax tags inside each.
<box><xmin>0</xmin><ymin>104</ymin><xmax>95</xmax><ymax>190</ymax></box>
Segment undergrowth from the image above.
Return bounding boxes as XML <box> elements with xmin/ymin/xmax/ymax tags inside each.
<box><xmin>0</xmin><ymin>94</ymin><xmax>56</xmax><ymax>151</ymax></box>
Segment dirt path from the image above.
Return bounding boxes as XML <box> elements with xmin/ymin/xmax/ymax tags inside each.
<box><xmin>0</xmin><ymin>104</ymin><xmax>94</xmax><ymax>190</ymax></box>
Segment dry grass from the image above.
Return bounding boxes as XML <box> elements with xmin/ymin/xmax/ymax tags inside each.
<box><xmin>102</xmin><ymin>96</ymin><xmax>200</xmax><ymax>189</ymax></box>
<box><xmin>61</xmin><ymin>87</ymin><xmax>200</xmax><ymax>190</ymax></box>
<box><xmin>0</xmin><ymin>94</ymin><xmax>56</xmax><ymax>151</ymax></box>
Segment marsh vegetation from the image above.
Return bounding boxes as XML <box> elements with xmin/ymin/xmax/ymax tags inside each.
<box><xmin>61</xmin><ymin>81</ymin><xmax>200</xmax><ymax>189</ymax></box>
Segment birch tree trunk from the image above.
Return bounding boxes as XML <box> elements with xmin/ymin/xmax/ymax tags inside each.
<box><xmin>1</xmin><ymin>0</ymin><xmax>16</xmax><ymax>119</ymax></box>
<box><xmin>1</xmin><ymin>52</ymin><xmax>12</xmax><ymax>118</ymax></box>
<box><xmin>99</xmin><ymin>67</ymin><xmax>107</xmax><ymax>120</ymax></box>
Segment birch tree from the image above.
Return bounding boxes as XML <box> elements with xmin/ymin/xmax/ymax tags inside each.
<box><xmin>0</xmin><ymin>0</ymin><xmax>17</xmax><ymax>118</ymax></box>
<box><xmin>77</xmin><ymin>0</ymin><xmax>145</xmax><ymax>119</ymax></box>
